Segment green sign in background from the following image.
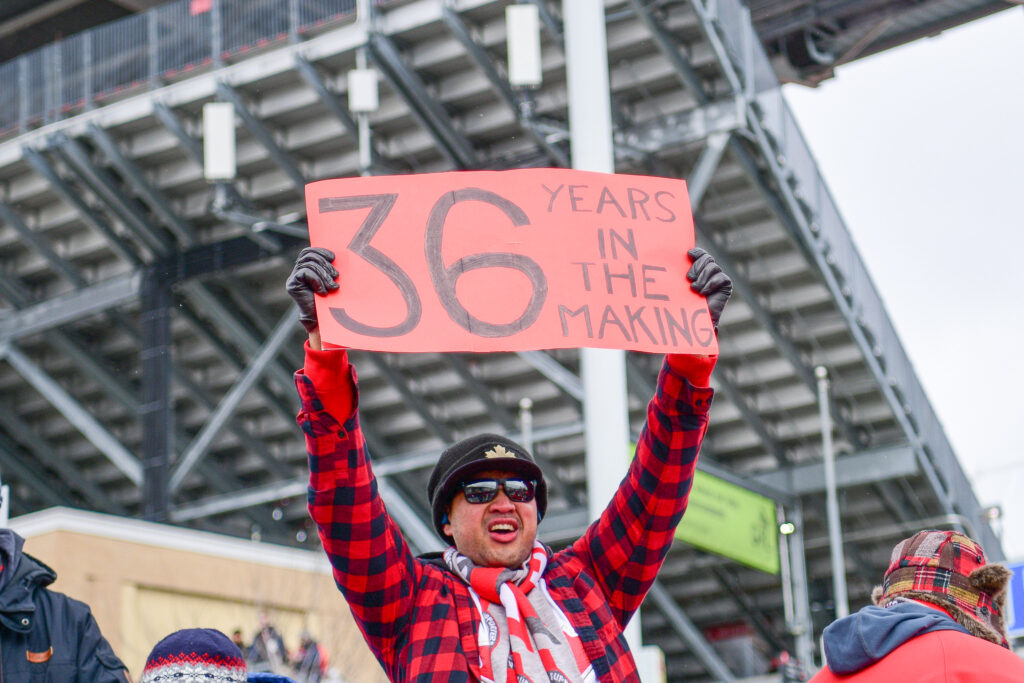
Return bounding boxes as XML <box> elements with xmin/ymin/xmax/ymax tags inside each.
<box><xmin>676</xmin><ymin>469</ymin><xmax>779</xmax><ymax>574</ymax></box>
<box><xmin>627</xmin><ymin>444</ymin><xmax>780</xmax><ymax>573</ymax></box>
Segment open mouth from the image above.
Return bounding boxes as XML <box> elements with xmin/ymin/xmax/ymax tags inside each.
<box><xmin>488</xmin><ymin>519</ymin><xmax>519</xmax><ymax>542</ymax></box>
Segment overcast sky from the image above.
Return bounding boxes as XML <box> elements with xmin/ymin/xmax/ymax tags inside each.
<box><xmin>783</xmin><ymin>8</ymin><xmax>1024</xmax><ymax>559</ymax></box>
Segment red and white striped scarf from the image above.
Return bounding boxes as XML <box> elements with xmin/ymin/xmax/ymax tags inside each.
<box><xmin>444</xmin><ymin>543</ymin><xmax>594</xmax><ymax>683</ymax></box>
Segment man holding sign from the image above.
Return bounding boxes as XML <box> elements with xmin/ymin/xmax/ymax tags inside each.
<box><xmin>287</xmin><ymin>170</ymin><xmax>731</xmax><ymax>683</ymax></box>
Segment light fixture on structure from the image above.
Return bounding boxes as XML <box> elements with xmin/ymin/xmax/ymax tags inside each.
<box><xmin>202</xmin><ymin>101</ymin><xmax>236</xmax><ymax>181</ymax></box>
<box><xmin>506</xmin><ymin>4</ymin><xmax>542</xmax><ymax>88</ymax></box>
<box><xmin>348</xmin><ymin>68</ymin><xmax>379</xmax><ymax>113</ymax></box>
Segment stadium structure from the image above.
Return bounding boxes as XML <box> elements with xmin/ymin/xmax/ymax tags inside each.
<box><xmin>0</xmin><ymin>0</ymin><xmax>1014</xmax><ymax>680</ymax></box>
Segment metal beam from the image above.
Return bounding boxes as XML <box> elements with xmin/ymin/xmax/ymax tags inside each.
<box><xmin>625</xmin><ymin>134</ymin><xmax>797</xmax><ymax>469</ymax></box>
<box><xmin>169</xmin><ymin>308</ymin><xmax>298</xmax><ymax>493</ymax></box>
<box><xmin>217</xmin><ymin>280</ymin><xmax>305</xmax><ymax>371</ymax></box>
<box><xmin>86</xmin><ymin>123</ymin><xmax>197</xmax><ymax>245</ymax></box>
<box><xmin>442</xmin><ymin>355</ymin><xmax>517</xmax><ymax>431</ymax></box>
<box><xmin>0</xmin><ymin>440</ymin><xmax>70</xmax><ymax>509</ymax></box>
<box><xmin>294</xmin><ymin>55</ymin><xmax>361</xmax><ymax>137</ymax></box>
<box><xmin>140</xmin><ymin>270</ymin><xmax>172</xmax><ymax>520</ymax></box>
<box><xmin>151</xmin><ymin>101</ymin><xmax>256</xmax><ymax>212</ymax></box>
<box><xmin>83</xmin><ymin>122</ymin><xmax>300</xmax><ymax>426</ymax></box>
<box><xmin>140</xmin><ymin>233</ymin><xmax>304</xmax><ymax>406</ymax></box>
<box><xmin>628</xmin><ymin>0</ymin><xmax>865</xmax><ymax>451</ymax></box>
<box><xmin>516</xmin><ymin>351</ymin><xmax>584</xmax><ymax>401</ymax></box>
<box><xmin>648</xmin><ymin>581</ymin><xmax>737</xmax><ymax>682</ymax></box>
<box><xmin>216</xmin><ymin>82</ymin><xmax>307</xmax><ymax>193</ymax></box>
<box><xmin>0</xmin><ymin>200</ymin><xmax>85</xmax><ymax>286</ymax></box>
<box><xmin>21</xmin><ymin>145</ymin><xmax>143</xmax><ymax>266</ymax></box>
<box><xmin>178</xmin><ymin>283</ymin><xmax>299</xmax><ymax>400</ymax></box>
<box><xmin>628</xmin><ymin>0</ymin><xmax>712</xmax><ymax>106</ymax></box>
<box><xmin>523</xmin><ymin>0</ymin><xmax>563</xmax><ymax>39</ymax></box>
<box><xmin>152</xmin><ymin>101</ymin><xmax>205</xmax><ymax>164</ymax></box>
<box><xmin>782</xmin><ymin>501</ymin><xmax>815</xmax><ymax>667</ymax></box>
<box><xmin>0</xmin><ymin>273</ymin><xmax>140</xmax><ymax>342</ymax></box>
<box><xmin>169</xmin><ymin>299</ymin><xmax>297</xmax><ymax>481</ymax></box>
<box><xmin>628</xmin><ymin>352</ymin><xmax>792</xmax><ymax>472</ymax></box>
<box><xmin>0</xmin><ymin>404</ymin><xmax>124</xmax><ymax>514</ymax></box>
<box><xmin>171</xmin><ymin>478</ymin><xmax>307</xmax><ymax>522</ymax></box>
<box><xmin>440</xmin><ymin>6</ymin><xmax>570</xmax><ymax>167</ymax></box>
<box><xmin>803</xmin><ymin>512</ymin><xmax>993</xmax><ymax>553</ymax></box>
<box><xmin>755</xmin><ymin>445</ymin><xmax>918</xmax><ymax>495</ymax></box>
<box><xmin>710</xmin><ymin>564</ymin><xmax>789</xmax><ymax>653</ymax></box>
<box><xmin>619</xmin><ymin>101</ymin><xmax>742</xmax><ymax>157</ymax></box>
<box><xmin>367</xmin><ymin>32</ymin><xmax>480</xmax><ymax>169</ymax></box>
<box><xmin>2</xmin><ymin>172</ymin><xmax>288</xmax><ymax>500</ymax></box>
<box><xmin>443</xmin><ymin>6</ymin><xmax>520</xmax><ymax>114</ymax></box>
<box><xmin>0</xmin><ymin>259</ymin><xmax>284</xmax><ymax>501</ymax></box>
<box><xmin>0</xmin><ymin>343</ymin><xmax>143</xmax><ymax>485</ymax></box>
<box><xmin>58</xmin><ymin>129</ymin><xmax>300</xmax><ymax>470</ymax></box>
<box><xmin>0</xmin><ymin>268</ymin><xmax>141</xmax><ymax>415</ymax></box>
<box><xmin>0</xmin><ymin>259</ymin><xmax>278</xmax><ymax>518</ymax></box>
<box><xmin>687</xmin><ymin>1</ymin><xmax>983</xmax><ymax>547</ymax></box>
<box><xmin>0</xmin><ymin>275</ymin><xmax>29</xmax><ymax>307</ymax></box>
<box><xmin>686</xmin><ymin>131</ymin><xmax>731</xmax><ymax>209</ymax></box>
<box><xmin>714</xmin><ymin>364</ymin><xmax>791</xmax><ymax>464</ymax></box>
<box><xmin>51</xmin><ymin>133</ymin><xmax>173</xmax><ymax>256</ymax></box>
<box><xmin>292</xmin><ymin>54</ymin><xmax>395</xmax><ymax>173</ymax></box>
<box><xmin>378</xmin><ymin>476</ymin><xmax>445</xmax><ymax>555</ymax></box>
<box><xmin>169</xmin><ymin>418</ymin><xmax>592</xmax><ymax>522</ymax></box>
<box><xmin>694</xmin><ymin>223</ymin><xmax>862</xmax><ymax>449</ymax></box>
<box><xmin>149</xmin><ymin>233</ymin><xmax>300</xmax><ymax>282</ymax></box>
<box><xmin>165</xmin><ymin>316</ymin><xmax>296</xmax><ymax>481</ymax></box>
<box><xmin>368</xmin><ymin>354</ymin><xmax>453</xmax><ymax>443</ymax></box>
<box><xmin>538</xmin><ymin>454</ymin><xmax>799</xmax><ymax>547</ymax></box>
<box><xmin>171</xmin><ymin>421</ymin><xmax>442</xmax><ymax>557</ymax></box>
<box><xmin>697</xmin><ymin>457</ymin><xmax>794</xmax><ymax>505</ymax></box>
<box><xmin>0</xmin><ymin>198</ymin><xmax>171</xmax><ymax>435</ymax></box>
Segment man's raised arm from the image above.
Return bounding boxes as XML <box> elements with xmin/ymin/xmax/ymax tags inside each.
<box><xmin>568</xmin><ymin>247</ymin><xmax>732</xmax><ymax>626</ymax></box>
<box><xmin>287</xmin><ymin>247</ymin><xmax>420</xmax><ymax>670</ymax></box>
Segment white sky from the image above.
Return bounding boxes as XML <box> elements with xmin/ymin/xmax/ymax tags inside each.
<box><xmin>783</xmin><ymin>9</ymin><xmax>1024</xmax><ymax>559</ymax></box>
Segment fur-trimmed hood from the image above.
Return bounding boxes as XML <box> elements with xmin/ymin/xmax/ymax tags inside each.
<box><xmin>872</xmin><ymin>562</ymin><xmax>1012</xmax><ymax>647</ymax></box>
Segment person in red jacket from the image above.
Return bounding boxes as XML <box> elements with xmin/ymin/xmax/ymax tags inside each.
<box><xmin>810</xmin><ymin>529</ymin><xmax>1024</xmax><ymax>682</ymax></box>
<box><xmin>286</xmin><ymin>246</ymin><xmax>731</xmax><ymax>682</ymax></box>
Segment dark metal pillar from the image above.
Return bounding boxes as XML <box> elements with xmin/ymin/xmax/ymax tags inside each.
<box><xmin>141</xmin><ymin>269</ymin><xmax>173</xmax><ymax>521</ymax></box>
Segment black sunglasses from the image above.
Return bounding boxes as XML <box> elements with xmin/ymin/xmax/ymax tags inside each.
<box><xmin>458</xmin><ymin>478</ymin><xmax>537</xmax><ymax>504</ymax></box>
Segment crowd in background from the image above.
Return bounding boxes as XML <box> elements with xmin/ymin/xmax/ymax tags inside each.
<box><xmin>233</xmin><ymin>614</ymin><xmax>329</xmax><ymax>683</ymax></box>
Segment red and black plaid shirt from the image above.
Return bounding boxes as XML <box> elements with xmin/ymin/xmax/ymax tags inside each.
<box><xmin>297</xmin><ymin>348</ymin><xmax>714</xmax><ymax>682</ymax></box>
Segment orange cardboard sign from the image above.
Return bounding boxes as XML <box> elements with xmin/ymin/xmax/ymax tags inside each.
<box><xmin>305</xmin><ymin>169</ymin><xmax>716</xmax><ymax>354</ymax></box>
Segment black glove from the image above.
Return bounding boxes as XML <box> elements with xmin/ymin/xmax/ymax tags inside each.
<box><xmin>286</xmin><ymin>247</ymin><xmax>339</xmax><ymax>332</ymax></box>
<box><xmin>687</xmin><ymin>247</ymin><xmax>732</xmax><ymax>330</ymax></box>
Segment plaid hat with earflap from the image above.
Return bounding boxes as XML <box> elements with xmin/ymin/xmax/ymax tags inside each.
<box><xmin>871</xmin><ymin>529</ymin><xmax>1012</xmax><ymax>647</ymax></box>
<box><xmin>427</xmin><ymin>433</ymin><xmax>547</xmax><ymax>543</ymax></box>
<box><xmin>141</xmin><ymin>628</ymin><xmax>247</xmax><ymax>682</ymax></box>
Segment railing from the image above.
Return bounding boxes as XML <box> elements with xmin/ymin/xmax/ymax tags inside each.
<box><xmin>0</xmin><ymin>0</ymin><xmax>356</xmax><ymax>140</ymax></box>
<box><xmin>707</xmin><ymin>0</ymin><xmax>996</xmax><ymax>554</ymax></box>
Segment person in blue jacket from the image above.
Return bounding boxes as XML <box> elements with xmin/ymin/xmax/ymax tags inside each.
<box><xmin>0</xmin><ymin>526</ymin><xmax>129</xmax><ymax>682</ymax></box>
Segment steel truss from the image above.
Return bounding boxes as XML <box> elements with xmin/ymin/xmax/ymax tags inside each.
<box><xmin>0</xmin><ymin>1</ymin><xmax>1003</xmax><ymax>680</ymax></box>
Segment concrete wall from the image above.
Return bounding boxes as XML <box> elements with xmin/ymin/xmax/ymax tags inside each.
<box><xmin>11</xmin><ymin>508</ymin><xmax>387</xmax><ymax>682</ymax></box>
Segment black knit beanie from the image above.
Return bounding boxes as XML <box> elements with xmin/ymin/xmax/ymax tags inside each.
<box><xmin>427</xmin><ymin>433</ymin><xmax>547</xmax><ymax>543</ymax></box>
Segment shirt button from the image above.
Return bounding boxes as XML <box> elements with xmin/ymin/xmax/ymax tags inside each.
<box><xmin>21</xmin><ymin>618</ymin><xmax>29</xmax><ymax>626</ymax></box>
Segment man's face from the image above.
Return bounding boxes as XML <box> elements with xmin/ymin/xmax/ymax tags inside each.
<box><xmin>442</xmin><ymin>469</ymin><xmax>539</xmax><ymax>568</ymax></box>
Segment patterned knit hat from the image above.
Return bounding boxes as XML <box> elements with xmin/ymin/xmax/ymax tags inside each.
<box><xmin>428</xmin><ymin>433</ymin><xmax>547</xmax><ymax>542</ymax></box>
<box><xmin>871</xmin><ymin>529</ymin><xmax>1012</xmax><ymax>647</ymax></box>
<box><xmin>141</xmin><ymin>628</ymin><xmax>247</xmax><ymax>682</ymax></box>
